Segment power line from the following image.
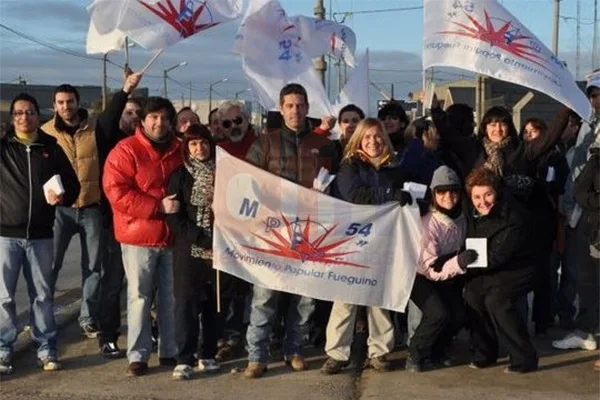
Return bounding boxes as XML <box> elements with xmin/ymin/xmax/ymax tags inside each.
<box><xmin>333</xmin><ymin>5</ymin><xmax>423</xmax><ymax>23</ymax></box>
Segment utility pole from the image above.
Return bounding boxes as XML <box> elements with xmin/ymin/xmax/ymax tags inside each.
<box><xmin>552</xmin><ymin>0</ymin><xmax>560</xmax><ymax>55</ymax></box>
<box><xmin>102</xmin><ymin>54</ymin><xmax>107</xmax><ymax>111</ymax></box>
<box><xmin>189</xmin><ymin>82</ymin><xmax>192</xmax><ymax>107</ymax></box>
<box><xmin>576</xmin><ymin>0</ymin><xmax>581</xmax><ymax>79</ymax></box>
<box><xmin>163</xmin><ymin>70</ymin><xmax>168</xmax><ymax>98</ymax></box>
<box><xmin>314</xmin><ymin>0</ymin><xmax>327</xmax><ymax>87</ymax></box>
<box><xmin>594</xmin><ymin>0</ymin><xmax>599</xmax><ymax>69</ymax></box>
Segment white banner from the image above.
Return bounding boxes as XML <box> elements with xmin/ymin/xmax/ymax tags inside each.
<box><xmin>88</xmin><ymin>0</ymin><xmax>242</xmax><ymax>50</ymax></box>
<box><xmin>291</xmin><ymin>15</ymin><xmax>357</xmax><ymax>67</ymax></box>
<box><xmin>233</xmin><ymin>0</ymin><xmax>334</xmax><ymax>118</ymax></box>
<box><xmin>423</xmin><ymin>0</ymin><xmax>592</xmax><ymax>120</ymax></box>
<box><xmin>213</xmin><ymin>147</ymin><xmax>421</xmax><ymax>312</ymax></box>
<box><xmin>86</xmin><ymin>20</ymin><xmax>126</xmax><ymax>54</ymax></box>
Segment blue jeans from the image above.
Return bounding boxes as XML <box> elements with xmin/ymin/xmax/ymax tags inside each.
<box><xmin>246</xmin><ymin>286</ymin><xmax>314</xmax><ymax>363</ymax></box>
<box><xmin>52</xmin><ymin>205</ymin><xmax>102</xmax><ymax>327</ymax></box>
<box><xmin>0</xmin><ymin>237</ymin><xmax>57</xmax><ymax>360</ymax></box>
<box><xmin>121</xmin><ymin>244</ymin><xmax>176</xmax><ymax>363</ymax></box>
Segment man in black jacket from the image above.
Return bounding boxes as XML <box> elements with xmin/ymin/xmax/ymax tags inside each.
<box><xmin>0</xmin><ymin>93</ymin><xmax>80</xmax><ymax>374</ymax></box>
<box><xmin>96</xmin><ymin>69</ymin><xmax>143</xmax><ymax>359</ymax></box>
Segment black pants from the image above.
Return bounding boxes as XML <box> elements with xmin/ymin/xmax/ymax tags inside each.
<box><xmin>218</xmin><ymin>271</ymin><xmax>249</xmax><ymax>341</ymax></box>
<box><xmin>174</xmin><ymin>284</ymin><xmax>219</xmax><ymax>367</ymax></box>
<box><xmin>409</xmin><ymin>276</ymin><xmax>466</xmax><ymax>361</ymax></box>
<box><xmin>98</xmin><ymin>224</ymin><xmax>125</xmax><ymax>344</ymax></box>
<box><xmin>464</xmin><ymin>279</ymin><xmax>537</xmax><ymax>370</ymax></box>
<box><xmin>532</xmin><ymin>235</ymin><xmax>555</xmax><ymax>331</ymax></box>
<box><xmin>575</xmin><ymin>252</ymin><xmax>600</xmax><ymax>333</ymax></box>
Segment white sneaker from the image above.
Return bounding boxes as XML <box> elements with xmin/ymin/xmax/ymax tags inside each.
<box><xmin>172</xmin><ymin>364</ymin><xmax>193</xmax><ymax>381</ymax></box>
<box><xmin>552</xmin><ymin>331</ymin><xmax>597</xmax><ymax>350</ymax></box>
<box><xmin>197</xmin><ymin>358</ymin><xmax>220</xmax><ymax>372</ymax></box>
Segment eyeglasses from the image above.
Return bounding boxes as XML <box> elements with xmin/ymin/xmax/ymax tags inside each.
<box><xmin>221</xmin><ymin>116</ymin><xmax>244</xmax><ymax>129</ymax></box>
<box><xmin>12</xmin><ymin>110</ymin><xmax>37</xmax><ymax>117</ymax></box>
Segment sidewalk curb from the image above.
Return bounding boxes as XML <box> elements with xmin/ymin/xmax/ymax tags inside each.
<box><xmin>13</xmin><ymin>295</ymin><xmax>82</xmax><ymax>357</ymax></box>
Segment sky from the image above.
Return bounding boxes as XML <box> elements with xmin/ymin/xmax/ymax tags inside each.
<box><xmin>0</xmin><ymin>0</ymin><xmax>596</xmax><ymax>106</ymax></box>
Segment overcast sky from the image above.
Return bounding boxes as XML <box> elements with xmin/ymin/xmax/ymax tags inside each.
<box><xmin>0</xmin><ymin>0</ymin><xmax>596</xmax><ymax>108</ymax></box>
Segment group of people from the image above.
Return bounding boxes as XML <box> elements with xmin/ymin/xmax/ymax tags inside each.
<box><xmin>0</xmin><ymin>67</ymin><xmax>598</xmax><ymax>381</ymax></box>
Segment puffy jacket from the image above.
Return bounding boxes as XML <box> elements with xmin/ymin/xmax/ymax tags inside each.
<box><xmin>334</xmin><ymin>155</ymin><xmax>406</xmax><ymax>205</ymax></box>
<box><xmin>103</xmin><ymin>127</ymin><xmax>182</xmax><ymax>247</ymax></box>
<box><xmin>246</xmin><ymin>124</ymin><xmax>338</xmax><ymax>188</ymax></box>
<box><xmin>0</xmin><ymin>129</ymin><xmax>80</xmax><ymax>239</ymax></box>
<box><xmin>42</xmin><ymin>110</ymin><xmax>101</xmax><ymax>208</ymax></box>
<box><xmin>418</xmin><ymin>210</ymin><xmax>466</xmax><ymax>281</ymax></box>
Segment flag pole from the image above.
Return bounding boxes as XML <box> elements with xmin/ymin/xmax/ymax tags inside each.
<box><xmin>124</xmin><ymin>37</ymin><xmax>130</xmax><ymax>73</ymax></box>
<box><xmin>216</xmin><ymin>269</ymin><xmax>221</xmax><ymax>314</ymax></box>
<box><xmin>140</xmin><ymin>49</ymin><xmax>164</xmax><ymax>74</ymax></box>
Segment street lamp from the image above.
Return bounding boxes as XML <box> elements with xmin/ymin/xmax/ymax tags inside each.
<box><xmin>163</xmin><ymin>61</ymin><xmax>187</xmax><ymax>98</ymax></box>
<box><xmin>208</xmin><ymin>77</ymin><xmax>229</xmax><ymax>114</ymax></box>
<box><xmin>235</xmin><ymin>88</ymin><xmax>251</xmax><ymax>100</ymax></box>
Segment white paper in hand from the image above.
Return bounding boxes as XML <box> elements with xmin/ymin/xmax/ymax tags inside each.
<box><xmin>465</xmin><ymin>238</ymin><xmax>488</xmax><ymax>268</ymax></box>
<box><xmin>403</xmin><ymin>182</ymin><xmax>428</xmax><ymax>200</ymax></box>
<box><xmin>312</xmin><ymin>167</ymin><xmax>336</xmax><ymax>192</ymax></box>
<box><xmin>545</xmin><ymin>166</ymin><xmax>556</xmax><ymax>182</ymax></box>
<box><xmin>43</xmin><ymin>175</ymin><xmax>65</xmax><ymax>202</ymax></box>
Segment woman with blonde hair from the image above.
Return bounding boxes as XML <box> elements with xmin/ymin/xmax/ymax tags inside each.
<box><xmin>321</xmin><ymin>118</ymin><xmax>412</xmax><ymax>375</ymax></box>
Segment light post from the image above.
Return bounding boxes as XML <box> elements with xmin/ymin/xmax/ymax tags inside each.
<box><xmin>163</xmin><ymin>61</ymin><xmax>187</xmax><ymax>98</ymax></box>
<box><xmin>208</xmin><ymin>77</ymin><xmax>229</xmax><ymax>113</ymax></box>
<box><xmin>235</xmin><ymin>88</ymin><xmax>251</xmax><ymax>100</ymax></box>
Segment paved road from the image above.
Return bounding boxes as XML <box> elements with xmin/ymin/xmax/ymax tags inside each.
<box><xmin>1</xmin><ymin>320</ymin><xmax>598</xmax><ymax>400</ymax></box>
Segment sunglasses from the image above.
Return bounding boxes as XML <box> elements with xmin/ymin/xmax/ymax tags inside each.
<box><xmin>221</xmin><ymin>116</ymin><xmax>244</xmax><ymax>129</ymax></box>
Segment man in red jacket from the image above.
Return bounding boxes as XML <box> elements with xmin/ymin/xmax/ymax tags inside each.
<box><xmin>103</xmin><ymin>97</ymin><xmax>182</xmax><ymax>377</ymax></box>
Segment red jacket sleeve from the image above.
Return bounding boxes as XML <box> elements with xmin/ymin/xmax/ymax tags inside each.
<box><xmin>103</xmin><ymin>146</ymin><xmax>161</xmax><ymax>219</ymax></box>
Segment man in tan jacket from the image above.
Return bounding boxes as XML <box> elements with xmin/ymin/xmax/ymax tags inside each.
<box><xmin>42</xmin><ymin>84</ymin><xmax>102</xmax><ymax>339</ymax></box>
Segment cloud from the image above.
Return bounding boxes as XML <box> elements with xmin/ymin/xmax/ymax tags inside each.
<box><xmin>0</xmin><ymin>0</ymin><xmax>89</xmax><ymax>32</ymax></box>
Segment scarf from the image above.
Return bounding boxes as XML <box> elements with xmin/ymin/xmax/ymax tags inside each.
<box><xmin>356</xmin><ymin>149</ymin><xmax>391</xmax><ymax>170</ymax></box>
<box><xmin>482</xmin><ymin>136</ymin><xmax>512</xmax><ymax>176</ymax></box>
<box><xmin>185</xmin><ymin>157</ymin><xmax>215</xmax><ymax>259</ymax></box>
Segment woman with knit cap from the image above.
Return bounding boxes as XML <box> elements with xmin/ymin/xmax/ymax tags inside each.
<box><xmin>405</xmin><ymin>166</ymin><xmax>474</xmax><ymax>372</ymax></box>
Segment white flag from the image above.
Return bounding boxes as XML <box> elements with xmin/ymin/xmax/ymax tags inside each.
<box><xmin>234</xmin><ymin>0</ymin><xmax>334</xmax><ymax>118</ymax></box>
<box><xmin>291</xmin><ymin>15</ymin><xmax>357</xmax><ymax>67</ymax></box>
<box><xmin>335</xmin><ymin>50</ymin><xmax>370</xmax><ymax>116</ymax></box>
<box><xmin>86</xmin><ymin>19</ymin><xmax>126</xmax><ymax>54</ymax></box>
<box><xmin>88</xmin><ymin>0</ymin><xmax>242</xmax><ymax>50</ymax></box>
<box><xmin>213</xmin><ymin>148</ymin><xmax>420</xmax><ymax>312</ymax></box>
<box><xmin>423</xmin><ymin>0</ymin><xmax>592</xmax><ymax>120</ymax></box>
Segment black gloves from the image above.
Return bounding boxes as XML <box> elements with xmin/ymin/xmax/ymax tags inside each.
<box><xmin>457</xmin><ymin>249</ymin><xmax>478</xmax><ymax>269</ymax></box>
<box><xmin>430</xmin><ymin>252</ymin><xmax>455</xmax><ymax>272</ymax></box>
<box><xmin>393</xmin><ymin>189</ymin><xmax>413</xmax><ymax>206</ymax></box>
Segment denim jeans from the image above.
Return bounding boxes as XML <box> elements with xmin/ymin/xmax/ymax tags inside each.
<box><xmin>52</xmin><ymin>205</ymin><xmax>102</xmax><ymax>327</ymax></box>
<box><xmin>246</xmin><ymin>286</ymin><xmax>314</xmax><ymax>364</ymax></box>
<box><xmin>121</xmin><ymin>244</ymin><xmax>176</xmax><ymax>363</ymax></box>
<box><xmin>0</xmin><ymin>237</ymin><xmax>57</xmax><ymax>360</ymax></box>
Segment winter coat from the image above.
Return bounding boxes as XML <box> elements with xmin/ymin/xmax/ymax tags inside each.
<box><xmin>401</xmin><ymin>137</ymin><xmax>444</xmax><ymax>185</ymax></box>
<box><xmin>0</xmin><ymin>129</ymin><xmax>80</xmax><ymax>239</ymax></box>
<box><xmin>246</xmin><ymin>124</ymin><xmax>338</xmax><ymax>188</ymax></box>
<box><xmin>42</xmin><ymin>110</ymin><xmax>101</xmax><ymax>208</ymax></box>
<box><xmin>574</xmin><ymin>148</ymin><xmax>600</xmax><ymax>233</ymax></box>
<box><xmin>166</xmin><ymin>166</ymin><xmax>214</xmax><ymax>298</ymax></box>
<box><xmin>103</xmin><ymin>127</ymin><xmax>182</xmax><ymax>247</ymax></box>
<box><xmin>334</xmin><ymin>155</ymin><xmax>406</xmax><ymax>205</ymax></box>
<box><xmin>418</xmin><ymin>210</ymin><xmax>466</xmax><ymax>281</ymax></box>
<box><xmin>465</xmin><ymin>195</ymin><xmax>537</xmax><ymax>293</ymax></box>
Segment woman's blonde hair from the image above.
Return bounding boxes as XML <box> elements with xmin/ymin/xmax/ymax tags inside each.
<box><xmin>342</xmin><ymin>118</ymin><xmax>394</xmax><ymax>161</ymax></box>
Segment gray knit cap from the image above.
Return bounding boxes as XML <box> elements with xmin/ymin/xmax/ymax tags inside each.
<box><xmin>430</xmin><ymin>165</ymin><xmax>461</xmax><ymax>191</ymax></box>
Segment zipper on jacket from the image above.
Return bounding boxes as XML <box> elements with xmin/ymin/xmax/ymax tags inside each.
<box><xmin>25</xmin><ymin>145</ymin><xmax>33</xmax><ymax>239</ymax></box>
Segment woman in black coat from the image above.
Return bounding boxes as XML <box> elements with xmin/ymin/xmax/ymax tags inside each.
<box><xmin>166</xmin><ymin>124</ymin><xmax>219</xmax><ymax>380</ymax></box>
<box><xmin>463</xmin><ymin>167</ymin><xmax>538</xmax><ymax>373</ymax></box>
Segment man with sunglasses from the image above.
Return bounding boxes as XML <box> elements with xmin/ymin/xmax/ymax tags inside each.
<box><xmin>94</xmin><ymin>68</ymin><xmax>144</xmax><ymax>359</ymax></box>
<box><xmin>216</xmin><ymin>101</ymin><xmax>257</xmax><ymax>159</ymax></box>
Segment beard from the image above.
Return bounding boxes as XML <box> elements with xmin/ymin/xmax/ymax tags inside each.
<box><xmin>229</xmin><ymin>127</ymin><xmax>245</xmax><ymax>143</ymax></box>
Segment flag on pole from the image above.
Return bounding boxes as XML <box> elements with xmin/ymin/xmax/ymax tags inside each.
<box><xmin>233</xmin><ymin>0</ymin><xmax>334</xmax><ymax>118</ymax></box>
<box><xmin>291</xmin><ymin>15</ymin><xmax>357</xmax><ymax>67</ymax></box>
<box><xmin>88</xmin><ymin>0</ymin><xmax>242</xmax><ymax>50</ymax></box>
<box><xmin>423</xmin><ymin>0</ymin><xmax>592</xmax><ymax>120</ymax></box>
<box><xmin>335</xmin><ymin>49</ymin><xmax>370</xmax><ymax>115</ymax></box>
<box><xmin>213</xmin><ymin>147</ymin><xmax>420</xmax><ymax>312</ymax></box>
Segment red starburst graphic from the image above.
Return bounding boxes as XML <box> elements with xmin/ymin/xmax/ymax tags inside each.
<box><xmin>438</xmin><ymin>9</ymin><xmax>549</xmax><ymax>71</ymax></box>
<box><xmin>139</xmin><ymin>0</ymin><xmax>219</xmax><ymax>38</ymax></box>
<box><xmin>243</xmin><ymin>215</ymin><xmax>370</xmax><ymax>269</ymax></box>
